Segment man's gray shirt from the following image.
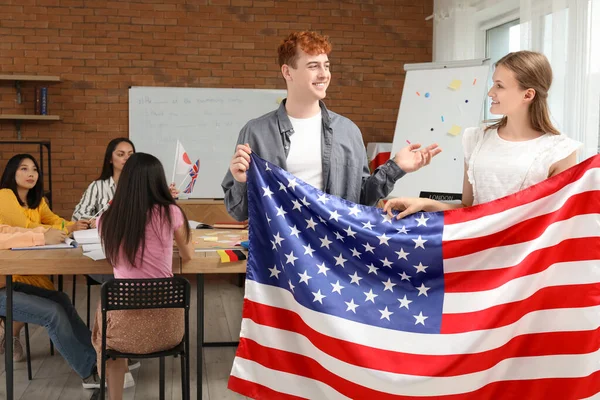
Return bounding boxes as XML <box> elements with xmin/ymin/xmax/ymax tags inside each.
<box><xmin>222</xmin><ymin>100</ymin><xmax>406</xmax><ymax>221</ymax></box>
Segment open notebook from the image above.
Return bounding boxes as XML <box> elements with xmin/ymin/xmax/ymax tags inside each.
<box><xmin>11</xmin><ymin>237</ymin><xmax>77</xmax><ymax>251</ymax></box>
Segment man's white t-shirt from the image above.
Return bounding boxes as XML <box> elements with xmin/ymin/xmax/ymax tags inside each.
<box><xmin>286</xmin><ymin>112</ymin><xmax>323</xmax><ymax>190</ymax></box>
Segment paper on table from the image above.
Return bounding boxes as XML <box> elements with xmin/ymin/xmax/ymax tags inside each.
<box><xmin>11</xmin><ymin>237</ymin><xmax>77</xmax><ymax>251</ymax></box>
<box><xmin>73</xmin><ymin>228</ymin><xmax>100</xmax><ymax>245</ymax></box>
<box><xmin>83</xmin><ymin>249</ymin><xmax>106</xmax><ymax>261</ymax></box>
<box><xmin>82</xmin><ymin>243</ymin><xmax>103</xmax><ymax>252</ymax></box>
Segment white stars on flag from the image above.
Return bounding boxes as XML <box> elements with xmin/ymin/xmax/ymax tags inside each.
<box><xmin>303</xmin><ymin>244</ymin><xmax>315</xmax><ymax>257</ymax></box>
<box><xmin>331</xmin><ymin>280</ymin><xmax>344</xmax><ymax>294</ymax></box>
<box><xmin>413</xmin><ymin>312</ymin><xmax>428</xmax><ymax>325</ymax></box>
<box><xmin>287</xmin><ymin>178</ymin><xmax>298</xmax><ymax>190</ymax></box>
<box><xmin>364</xmin><ymin>289</ymin><xmax>378</xmax><ymax>303</ymax></box>
<box><xmin>348</xmin><ymin>205</ymin><xmax>361</xmax><ymax>217</ymax></box>
<box><xmin>382</xmin><ymin>278</ymin><xmax>396</xmax><ymax>292</ymax></box>
<box><xmin>319</xmin><ymin>235</ymin><xmax>332</xmax><ymax>249</ymax></box>
<box><xmin>305</xmin><ymin>218</ymin><xmax>318</xmax><ymax>230</ymax></box>
<box><xmin>317</xmin><ymin>194</ymin><xmax>330</xmax><ymax>204</ymax></box>
<box><xmin>329</xmin><ymin>210</ymin><xmax>341</xmax><ymax>222</ymax></box>
<box><xmin>376</xmin><ymin>233</ymin><xmax>391</xmax><ymax>246</ymax></box>
<box><xmin>334</xmin><ymin>253</ymin><xmax>347</xmax><ymax>268</ymax></box>
<box><xmin>276</xmin><ymin>206</ymin><xmax>287</xmax><ymax>218</ymax></box>
<box><xmin>415</xmin><ymin>213</ymin><xmax>429</xmax><ymax>227</ymax></box>
<box><xmin>298</xmin><ymin>270</ymin><xmax>312</xmax><ymax>285</ymax></box>
<box><xmin>262</xmin><ymin>186</ymin><xmax>274</xmax><ymax>199</ymax></box>
<box><xmin>348</xmin><ymin>271</ymin><xmax>362</xmax><ymax>285</ymax></box>
<box><xmin>413</xmin><ymin>235</ymin><xmax>427</xmax><ymax>249</ymax></box>
<box><xmin>316</xmin><ymin>262</ymin><xmax>330</xmax><ymax>276</ymax></box>
<box><xmin>289</xmin><ymin>225</ymin><xmax>300</xmax><ymax>238</ymax></box>
<box><xmin>312</xmin><ymin>290</ymin><xmax>326</xmax><ymax>304</ymax></box>
<box><xmin>417</xmin><ymin>283</ymin><xmax>430</xmax><ymax>297</ymax></box>
<box><xmin>379</xmin><ymin>307</ymin><xmax>393</xmax><ymax>321</ymax></box>
<box><xmin>268</xmin><ymin>265</ymin><xmax>281</xmax><ymax>279</ymax></box>
<box><xmin>345</xmin><ymin>299</ymin><xmax>359</xmax><ymax>313</ymax></box>
<box><xmin>395</xmin><ymin>248</ymin><xmax>409</xmax><ymax>260</ymax></box>
<box><xmin>414</xmin><ymin>262</ymin><xmax>428</xmax><ymax>273</ymax></box>
<box><xmin>285</xmin><ymin>251</ymin><xmax>298</xmax><ymax>266</ymax></box>
<box><xmin>398</xmin><ymin>295</ymin><xmax>412</xmax><ymax>309</ymax></box>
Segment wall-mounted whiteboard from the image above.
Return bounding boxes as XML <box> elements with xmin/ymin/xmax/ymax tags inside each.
<box><xmin>129</xmin><ymin>87</ymin><xmax>287</xmax><ymax>198</ymax></box>
<box><xmin>388</xmin><ymin>60</ymin><xmax>491</xmax><ymax>198</ymax></box>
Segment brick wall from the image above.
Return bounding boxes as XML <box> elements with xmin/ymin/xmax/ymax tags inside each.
<box><xmin>0</xmin><ymin>0</ymin><xmax>433</xmax><ymax>217</ymax></box>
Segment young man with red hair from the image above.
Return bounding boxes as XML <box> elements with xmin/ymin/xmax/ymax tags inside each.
<box><xmin>222</xmin><ymin>31</ymin><xmax>440</xmax><ymax>221</ymax></box>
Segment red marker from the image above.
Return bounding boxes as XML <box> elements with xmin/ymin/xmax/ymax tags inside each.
<box><xmin>406</xmin><ymin>140</ymin><xmax>411</xmax><ymax>145</ymax></box>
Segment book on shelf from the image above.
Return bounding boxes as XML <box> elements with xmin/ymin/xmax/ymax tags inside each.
<box><xmin>39</xmin><ymin>87</ymin><xmax>48</xmax><ymax>115</ymax></box>
<box><xmin>34</xmin><ymin>86</ymin><xmax>40</xmax><ymax>115</ymax></box>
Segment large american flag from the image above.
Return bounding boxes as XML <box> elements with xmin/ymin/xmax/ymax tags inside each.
<box><xmin>229</xmin><ymin>153</ymin><xmax>600</xmax><ymax>399</ymax></box>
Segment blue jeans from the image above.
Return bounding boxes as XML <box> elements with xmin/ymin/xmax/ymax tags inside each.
<box><xmin>0</xmin><ymin>282</ymin><xmax>96</xmax><ymax>378</ymax></box>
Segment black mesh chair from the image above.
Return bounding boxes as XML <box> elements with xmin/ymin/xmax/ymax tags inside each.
<box><xmin>98</xmin><ymin>277</ymin><xmax>191</xmax><ymax>400</ymax></box>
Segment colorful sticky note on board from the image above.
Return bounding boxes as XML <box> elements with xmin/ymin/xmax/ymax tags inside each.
<box><xmin>448</xmin><ymin>79</ymin><xmax>462</xmax><ymax>90</ymax></box>
<box><xmin>448</xmin><ymin>125</ymin><xmax>462</xmax><ymax>136</ymax></box>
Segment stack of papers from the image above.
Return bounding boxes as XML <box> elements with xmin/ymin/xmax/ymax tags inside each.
<box><xmin>73</xmin><ymin>229</ymin><xmax>100</xmax><ymax>245</ymax></box>
<box><xmin>74</xmin><ymin>229</ymin><xmax>106</xmax><ymax>261</ymax></box>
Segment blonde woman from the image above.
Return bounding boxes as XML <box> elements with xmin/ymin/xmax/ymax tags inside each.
<box><xmin>384</xmin><ymin>51</ymin><xmax>581</xmax><ymax>217</ymax></box>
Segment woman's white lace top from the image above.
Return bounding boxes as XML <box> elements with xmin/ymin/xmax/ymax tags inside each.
<box><xmin>463</xmin><ymin>126</ymin><xmax>582</xmax><ymax>205</ymax></box>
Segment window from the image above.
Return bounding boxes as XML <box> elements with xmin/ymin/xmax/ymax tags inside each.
<box><xmin>484</xmin><ymin>20</ymin><xmax>521</xmax><ymax>120</ymax></box>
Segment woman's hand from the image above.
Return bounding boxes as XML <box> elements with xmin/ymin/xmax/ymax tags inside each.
<box><xmin>67</xmin><ymin>220</ymin><xmax>89</xmax><ymax>233</ymax></box>
<box><xmin>44</xmin><ymin>228</ymin><xmax>67</xmax><ymax>245</ymax></box>
<box><xmin>169</xmin><ymin>183</ymin><xmax>180</xmax><ymax>199</ymax></box>
<box><xmin>88</xmin><ymin>219</ymin><xmax>97</xmax><ymax>229</ymax></box>
<box><xmin>383</xmin><ymin>197</ymin><xmax>430</xmax><ymax>220</ymax></box>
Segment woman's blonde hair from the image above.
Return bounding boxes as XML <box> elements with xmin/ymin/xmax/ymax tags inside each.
<box><xmin>486</xmin><ymin>50</ymin><xmax>560</xmax><ymax>135</ymax></box>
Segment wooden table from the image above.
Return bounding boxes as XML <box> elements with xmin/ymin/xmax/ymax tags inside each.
<box><xmin>186</xmin><ymin>230</ymin><xmax>248</xmax><ymax>399</ymax></box>
<box><xmin>0</xmin><ymin>229</ymin><xmax>248</xmax><ymax>400</ymax></box>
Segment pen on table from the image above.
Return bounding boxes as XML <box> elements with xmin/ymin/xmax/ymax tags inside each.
<box><xmin>406</xmin><ymin>140</ymin><xmax>411</xmax><ymax>145</ymax></box>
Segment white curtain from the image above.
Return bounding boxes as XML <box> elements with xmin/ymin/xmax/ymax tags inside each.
<box><xmin>433</xmin><ymin>0</ymin><xmax>478</xmax><ymax>61</ymax></box>
<box><xmin>520</xmin><ymin>0</ymin><xmax>600</xmax><ymax>159</ymax></box>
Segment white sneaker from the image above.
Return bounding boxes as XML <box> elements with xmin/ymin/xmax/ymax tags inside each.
<box><xmin>124</xmin><ymin>372</ymin><xmax>135</xmax><ymax>389</ymax></box>
<box><xmin>82</xmin><ymin>370</ymin><xmax>136</xmax><ymax>389</ymax></box>
<box><xmin>127</xmin><ymin>358</ymin><xmax>141</xmax><ymax>371</ymax></box>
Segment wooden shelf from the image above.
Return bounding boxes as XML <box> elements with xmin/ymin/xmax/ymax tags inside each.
<box><xmin>0</xmin><ymin>75</ymin><xmax>61</xmax><ymax>139</ymax></box>
<box><xmin>0</xmin><ymin>75</ymin><xmax>61</xmax><ymax>82</ymax></box>
<box><xmin>0</xmin><ymin>114</ymin><xmax>60</xmax><ymax>121</ymax></box>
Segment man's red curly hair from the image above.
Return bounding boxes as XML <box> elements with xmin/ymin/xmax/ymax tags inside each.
<box><xmin>277</xmin><ymin>31</ymin><xmax>332</xmax><ymax>68</ymax></box>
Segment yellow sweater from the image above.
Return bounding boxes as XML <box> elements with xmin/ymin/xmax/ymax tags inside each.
<box><xmin>0</xmin><ymin>189</ymin><xmax>74</xmax><ymax>290</ymax></box>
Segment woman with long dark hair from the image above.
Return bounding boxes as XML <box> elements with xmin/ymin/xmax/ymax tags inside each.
<box><xmin>91</xmin><ymin>153</ymin><xmax>193</xmax><ymax>400</ymax></box>
<box><xmin>72</xmin><ymin>137</ymin><xmax>135</xmax><ymax>224</ymax></box>
<box><xmin>0</xmin><ymin>154</ymin><xmax>88</xmax><ymax>361</ymax></box>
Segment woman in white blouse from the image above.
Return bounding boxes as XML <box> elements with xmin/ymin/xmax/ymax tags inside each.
<box><xmin>72</xmin><ymin>138</ymin><xmax>135</xmax><ymax>225</ymax></box>
<box><xmin>384</xmin><ymin>51</ymin><xmax>581</xmax><ymax>217</ymax></box>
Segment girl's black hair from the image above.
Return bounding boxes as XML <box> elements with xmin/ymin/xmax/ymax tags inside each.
<box><xmin>100</xmin><ymin>152</ymin><xmax>190</xmax><ymax>267</ymax></box>
<box><xmin>0</xmin><ymin>154</ymin><xmax>44</xmax><ymax>209</ymax></box>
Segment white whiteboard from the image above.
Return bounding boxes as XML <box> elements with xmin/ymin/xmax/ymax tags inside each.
<box><xmin>129</xmin><ymin>87</ymin><xmax>287</xmax><ymax>198</ymax></box>
<box><xmin>389</xmin><ymin>60</ymin><xmax>491</xmax><ymax>198</ymax></box>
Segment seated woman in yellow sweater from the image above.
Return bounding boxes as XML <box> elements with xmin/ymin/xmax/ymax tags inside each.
<box><xmin>0</xmin><ymin>154</ymin><xmax>88</xmax><ymax>361</ymax></box>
